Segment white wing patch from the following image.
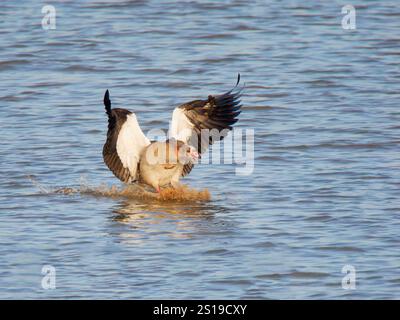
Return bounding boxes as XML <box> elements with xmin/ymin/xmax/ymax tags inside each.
<box><xmin>116</xmin><ymin>113</ymin><xmax>150</xmax><ymax>179</ymax></box>
<box><xmin>169</xmin><ymin>108</ymin><xmax>194</xmax><ymax>143</ymax></box>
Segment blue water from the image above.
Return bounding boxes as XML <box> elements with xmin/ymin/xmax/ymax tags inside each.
<box><xmin>0</xmin><ymin>0</ymin><xmax>399</xmax><ymax>299</ymax></box>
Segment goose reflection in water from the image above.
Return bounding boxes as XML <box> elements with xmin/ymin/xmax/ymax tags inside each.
<box><xmin>109</xmin><ymin>200</ymin><xmax>233</xmax><ymax>242</ymax></box>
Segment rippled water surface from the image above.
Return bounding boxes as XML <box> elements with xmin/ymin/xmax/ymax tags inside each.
<box><xmin>0</xmin><ymin>0</ymin><xmax>399</xmax><ymax>299</ymax></box>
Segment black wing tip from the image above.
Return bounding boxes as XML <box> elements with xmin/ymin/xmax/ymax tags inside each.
<box><xmin>104</xmin><ymin>89</ymin><xmax>112</xmax><ymax>115</ymax></box>
<box><xmin>104</xmin><ymin>89</ymin><xmax>110</xmax><ymax>101</ymax></box>
<box><xmin>236</xmin><ymin>73</ymin><xmax>241</xmax><ymax>86</ymax></box>
<box><xmin>234</xmin><ymin>73</ymin><xmax>246</xmax><ymax>95</ymax></box>
<box><xmin>221</xmin><ymin>73</ymin><xmax>244</xmax><ymax>97</ymax></box>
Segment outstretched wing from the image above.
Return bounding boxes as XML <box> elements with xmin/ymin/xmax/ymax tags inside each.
<box><xmin>103</xmin><ymin>90</ymin><xmax>150</xmax><ymax>183</ymax></box>
<box><xmin>169</xmin><ymin>75</ymin><xmax>243</xmax><ymax>176</ymax></box>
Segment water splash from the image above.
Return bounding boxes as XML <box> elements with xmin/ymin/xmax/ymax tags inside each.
<box><xmin>28</xmin><ymin>176</ymin><xmax>210</xmax><ymax>202</ymax></box>
<box><xmin>80</xmin><ymin>182</ymin><xmax>210</xmax><ymax>202</ymax></box>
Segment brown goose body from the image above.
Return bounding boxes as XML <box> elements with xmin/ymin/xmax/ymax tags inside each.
<box><xmin>139</xmin><ymin>141</ymin><xmax>187</xmax><ymax>191</ymax></box>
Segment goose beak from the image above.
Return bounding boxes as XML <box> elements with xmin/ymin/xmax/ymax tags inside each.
<box><xmin>190</xmin><ymin>149</ymin><xmax>199</xmax><ymax>162</ymax></box>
